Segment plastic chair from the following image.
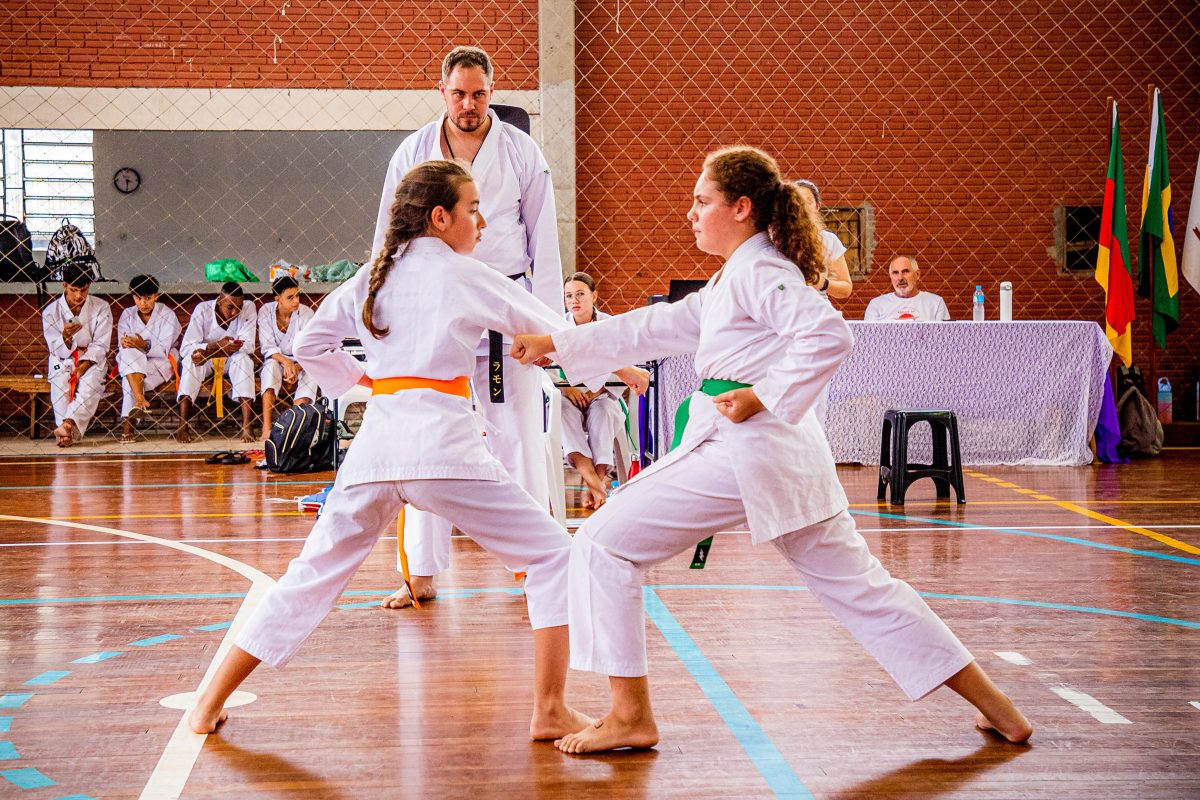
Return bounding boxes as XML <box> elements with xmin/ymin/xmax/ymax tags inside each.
<box><xmin>877</xmin><ymin>409</ymin><xmax>966</xmax><ymax>505</ymax></box>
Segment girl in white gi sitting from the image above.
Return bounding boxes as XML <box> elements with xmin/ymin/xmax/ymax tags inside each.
<box><xmin>257</xmin><ymin>274</ymin><xmax>317</xmax><ymax>438</ymax></box>
<box><xmin>557</xmin><ymin>271</ymin><xmax>630</xmax><ymax>509</ymax></box>
<box><xmin>41</xmin><ymin>262</ymin><xmax>112</xmax><ymax>447</ymax></box>
<box><xmin>117</xmin><ymin>274</ymin><xmax>181</xmax><ymax>442</ymax></box>
<box><xmin>513</xmin><ymin>146</ymin><xmax>1031</xmax><ymax>754</ymax></box>
<box><xmin>188</xmin><ymin>160</ymin><xmax>635</xmax><ymax>741</ymax></box>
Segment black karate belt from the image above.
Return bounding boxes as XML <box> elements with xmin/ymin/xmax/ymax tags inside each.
<box><xmin>487</xmin><ymin>272</ymin><xmax>530</xmax><ymax>404</ymax></box>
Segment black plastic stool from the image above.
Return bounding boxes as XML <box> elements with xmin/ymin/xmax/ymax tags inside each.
<box><xmin>877</xmin><ymin>410</ymin><xmax>966</xmax><ymax>505</ymax></box>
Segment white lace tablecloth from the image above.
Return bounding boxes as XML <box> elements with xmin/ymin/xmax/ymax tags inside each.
<box><xmin>660</xmin><ymin>321</ymin><xmax>1114</xmax><ymax>466</ymax></box>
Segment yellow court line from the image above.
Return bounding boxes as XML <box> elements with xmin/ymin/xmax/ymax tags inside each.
<box><xmin>849</xmin><ymin>498</ymin><xmax>1200</xmax><ymax>507</ymax></box>
<box><xmin>961</xmin><ymin>473</ymin><xmax>1200</xmax><ymax>555</ymax></box>
<box><xmin>0</xmin><ymin>513</ymin><xmax>276</xmax><ymax>799</ymax></box>
<box><xmin>0</xmin><ymin>457</ymin><xmax>205</xmax><ymax>466</ymax></box>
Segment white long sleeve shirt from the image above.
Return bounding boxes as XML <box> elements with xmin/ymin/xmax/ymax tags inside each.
<box><xmin>552</xmin><ymin>232</ymin><xmax>855</xmax><ymax>541</ymax></box>
<box><xmin>294</xmin><ymin>236</ymin><xmax>574</xmax><ymax>487</ymax></box>
<box><xmin>370</xmin><ymin>109</ymin><xmax>562</xmax><ymax>312</ymax></box>
<box><xmin>179</xmin><ymin>299</ymin><xmax>257</xmax><ymax>361</ymax></box>
<box><xmin>117</xmin><ymin>304</ymin><xmax>181</xmax><ymax>361</ymax></box>
<box><xmin>257</xmin><ymin>302</ymin><xmax>315</xmax><ymax>360</ymax></box>
<box><xmin>42</xmin><ymin>295</ymin><xmax>112</xmax><ymax>368</ymax></box>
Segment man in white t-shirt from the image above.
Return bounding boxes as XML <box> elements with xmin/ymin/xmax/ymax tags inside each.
<box><xmin>863</xmin><ymin>255</ymin><xmax>951</xmax><ymax>321</ymax></box>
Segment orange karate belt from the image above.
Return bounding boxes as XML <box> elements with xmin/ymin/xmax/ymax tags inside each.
<box><xmin>66</xmin><ymin>349</ymin><xmax>80</xmax><ymax>402</ymax></box>
<box><xmin>372</xmin><ymin>375</ymin><xmax>471</xmax><ymax>606</ymax></box>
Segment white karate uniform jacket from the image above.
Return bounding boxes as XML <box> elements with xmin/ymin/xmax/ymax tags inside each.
<box><xmin>294</xmin><ymin>237</ymin><xmax>579</xmax><ymax>488</ymax></box>
<box><xmin>257</xmin><ymin>301</ymin><xmax>314</xmax><ymax>361</ymax></box>
<box><xmin>179</xmin><ymin>299</ymin><xmax>257</xmax><ymax>362</ymax></box>
<box><xmin>370</xmin><ymin>109</ymin><xmax>562</xmax><ymax>312</ymax></box>
<box><xmin>554</xmin><ymin>232</ymin><xmax>855</xmax><ymax>542</ymax></box>
<box><xmin>116</xmin><ymin>304</ymin><xmax>181</xmax><ymax>369</ymax></box>
<box><xmin>43</xmin><ymin>295</ymin><xmax>113</xmax><ymax>375</ymax></box>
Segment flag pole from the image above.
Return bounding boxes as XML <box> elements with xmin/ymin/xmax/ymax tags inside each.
<box><xmin>1145</xmin><ymin>83</ymin><xmax>1157</xmax><ymax>398</ymax></box>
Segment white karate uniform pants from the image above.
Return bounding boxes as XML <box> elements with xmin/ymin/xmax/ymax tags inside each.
<box><xmin>176</xmin><ymin>352</ymin><xmax>255</xmax><ymax>402</ymax></box>
<box><xmin>399</xmin><ymin>353</ymin><xmax>549</xmax><ymax>576</ymax></box>
<box><xmin>260</xmin><ymin>359</ymin><xmax>318</xmax><ymax>402</ymax></box>
<box><xmin>117</xmin><ymin>348</ymin><xmax>174</xmax><ymax>418</ymax></box>
<box><xmin>561</xmin><ymin>392</ymin><xmax>624</xmax><ymax>469</ymax></box>
<box><xmin>236</xmin><ymin>472</ymin><xmax>571</xmax><ymax>668</ymax></box>
<box><xmin>569</xmin><ymin>437</ymin><xmax>973</xmax><ymax>701</ymax></box>
<box><xmin>48</xmin><ymin>360</ymin><xmax>106</xmax><ymax>436</ymax></box>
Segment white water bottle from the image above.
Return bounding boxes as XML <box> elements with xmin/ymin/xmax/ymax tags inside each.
<box><xmin>999</xmin><ymin>281</ymin><xmax>1013</xmax><ymax>322</ymax></box>
<box><xmin>972</xmin><ymin>285</ymin><xmax>985</xmax><ymax>321</ymax></box>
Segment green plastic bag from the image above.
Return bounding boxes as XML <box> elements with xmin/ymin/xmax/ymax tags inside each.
<box><xmin>204</xmin><ymin>258</ymin><xmax>258</xmax><ymax>283</ymax></box>
<box><xmin>310</xmin><ymin>259</ymin><xmax>359</xmax><ymax>282</ymax></box>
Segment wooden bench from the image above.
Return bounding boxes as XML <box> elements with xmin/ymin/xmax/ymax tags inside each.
<box><xmin>0</xmin><ymin>376</ymin><xmax>51</xmax><ymax>438</ymax></box>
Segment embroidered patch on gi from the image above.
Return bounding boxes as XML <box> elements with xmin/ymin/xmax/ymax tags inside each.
<box><xmin>777</xmin><ymin>284</ymin><xmax>786</xmax><ymax>290</ymax></box>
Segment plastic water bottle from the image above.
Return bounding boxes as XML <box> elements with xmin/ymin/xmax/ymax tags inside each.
<box><xmin>1157</xmin><ymin>378</ymin><xmax>1173</xmax><ymax>424</ymax></box>
<box><xmin>972</xmin><ymin>285</ymin><xmax>985</xmax><ymax>321</ymax></box>
<box><xmin>999</xmin><ymin>281</ymin><xmax>1013</xmax><ymax>322</ymax></box>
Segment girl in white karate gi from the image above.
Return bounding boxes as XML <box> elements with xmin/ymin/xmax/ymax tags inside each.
<box><xmin>557</xmin><ymin>271</ymin><xmax>630</xmax><ymax>509</ymax></box>
<box><xmin>513</xmin><ymin>147</ymin><xmax>1031</xmax><ymax>753</ymax></box>
<box><xmin>188</xmin><ymin>161</ymin><xmax>617</xmax><ymax>742</ymax></box>
<box><xmin>41</xmin><ymin>263</ymin><xmax>112</xmax><ymax>447</ymax></box>
<box><xmin>117</xmin><ymin>274</ymin><xmax>181</xmax><ymax>441</ymax></box>
<box><xmin>257</xmin><ymin>274</ymin><xmax>317</xmax><ymax>437</ymax></box>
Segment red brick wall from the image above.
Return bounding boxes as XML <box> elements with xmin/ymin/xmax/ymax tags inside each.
<box><xmin>3</xmin><ymin>1</ymin><xmax>1198</xmax><ymax>396</ymax></box>
<box><xmin>576</xmin><ymin>0</ymin><xmax>1200</xmax><ymax>393</ymax></box>
<box><xmin>0</xmin><ymin>2</ymin><xmax>540</xmax><ymax>89</ymax></box>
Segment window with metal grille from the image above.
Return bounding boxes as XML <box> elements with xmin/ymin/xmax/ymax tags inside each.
<box><xmin>2</xmin><ymin>129</ymin><xmax>95</xmax><ymax>250</ymax></box>
<box><xmin>823</xmin><ymin>204</ymin><xmax>875</xmax><ymax>280</ymax></box>
<box><xmin>1052</xmin><ymin>205</ymin><xmax>1101</xmax><ymax>274</ymax></box>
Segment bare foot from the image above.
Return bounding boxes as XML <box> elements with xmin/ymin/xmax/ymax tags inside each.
<box><xmin>240</xmin><ymin>428</ymin><xmax>255</xmax><ymax>443</ymax></box>
<box><xmin>120</xmin><ymin>432</ymin><xmax>136</xmax><ymax>443</ymax></box>
<box><xmin>530</xmin><ymin>705</ymin><xmax>594</xmax><ymax>741</ymax></box>
<box><xmin>55</xmin><ymin>419</ymin><xmax>79</xmax><ymax>447</ymax></box>
<box><xmin>976</xmin><ymin>710</ymin><xmax>1033</xmax><ymax>744</ymax></box>
<box><xmin>380</xmin><ymin>577</ymin><xmax>437</xmax><ymax>609</ymax></box>
<box><xmin>175</xmin><ymin>425</ymin><xmax>194</xmax><ymax>443</ymax></box>
<box><xmin>188</xmin><ymin>703</ymin><xmax>229</xmax><ymax>734</ymax></box>
<box><xmin>555</xmin><ymin>712</ymin><xmax>659</xmax><ymax>754</ymax></box>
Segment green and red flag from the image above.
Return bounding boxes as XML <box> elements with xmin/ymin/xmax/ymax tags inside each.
<box><xmin>1138</xmin><ymin>88</ymin><xmax>1180</xmax><ymax>347</ymax></box>
<box><xmin>1096</xmin><ymin>102</ymin><xmax>1135</xmax><ymax>367</ymax></box>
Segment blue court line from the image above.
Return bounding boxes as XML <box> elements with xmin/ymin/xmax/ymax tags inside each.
<box><xmin>0</xmin><ymin>695</ymin><xmax>32</xmax><ymax>710</ymax></box>
<box><xmin>24</xmin><ymin>672</ymin><xmax>69</xmax><ymax>686</ymax></box>
<box><xmin>71</xmin><ymin>652</ymin><xmax>123</xmax><ymax>664</ymax></box>
<box><xmin>0</xmin><ymin>479</ymin><xmax>326</xmax><ymax>491</ymax></box>
<box><xmin>129</xmin><ymin>634</ymin><xmax>182</xmax><ymax>647</ymax></box>
<box><xmin>644</xmin><ymin>588</ymin><xmax>812</xmax><ymax>799</ymax></box>
<box><xmin>850</xmin><ymin>509</ymin><xmax>1200</xmax><ymax>567</ymax></box>
<box><xmin>0</xmin><ymin>718</ymin><xmax>9</xmax><ymax>734</ymax></box>
<box><xmin>1</xmin><ymin>766</ymin><xmax>55</xmax><ymax>789</ymax></box>
<box><xmin>51</xmin><ymin>795</ymin><xmax>96</xmax><ymax>800</ymax></box>
<box><xmin>0</xmin><ymin>741</ymin><xmax>18</xmax><ymax>760</ymax></box>
<box><xmin>194</xmin><ymin>622</ymin><xmax>232</xmax><ymax>631</ymax></box>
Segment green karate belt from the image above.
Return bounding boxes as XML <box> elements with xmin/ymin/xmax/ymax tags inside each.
<box><xmin>671</xmin><ymin>378</ymin><xmax>751</xmax><ymax>569</ymax></box>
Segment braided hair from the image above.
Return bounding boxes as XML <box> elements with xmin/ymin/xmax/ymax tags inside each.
<box><xmin>701</xmin><ymin>147</ymin><xmax>823</xmax><ymax>286</ymax></box>
<box><xmin>362</xmin><ymin>160</ymin><xmax>475</xmax><ymax>338</ymax></box>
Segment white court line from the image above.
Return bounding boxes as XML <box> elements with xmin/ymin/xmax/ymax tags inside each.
<box><xmin>0</xmin><ymin>514</ymin><xmax>276</xmax><ymax>800</ymax></box>
<box><xmin>855</xmin><ymin>524</ymin><xmax>1200</xmax><ymax>532</ymax></box>
<box><xmin>994</xmin><ymin>651</ymin><xmax>1033</xmax><ymax>665</ymax></box>
<box><xmin>1050</xmin><ymin>685</ymin><xmax>1132</xmax><ymax>724</ymax></box>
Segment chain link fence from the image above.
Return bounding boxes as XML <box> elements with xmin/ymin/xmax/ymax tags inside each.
<box><xmin>1</xmin><ymin>1</ymin><xmax>1198</xmax><ymax>456</ymax></box>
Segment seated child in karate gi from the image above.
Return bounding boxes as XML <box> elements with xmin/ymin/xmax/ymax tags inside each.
<box><xmin>257</xmin><ymin>274</ymin><xmax>317</xmax><ymax>437</ymax></box>
<box><xmin>187</xmin><ymin>160</ymin><xmax>645</xmax><ymax>740</ymax></box>
<box><xmin>557</xmin><ymin>271</ymin><xmax>630</xmax><ymax>509</ymax></box>
<box><xmin>116</xmin><ymin>274</ymin><xmax>181</xmax><ymax>441</ymax></box>
<box><xmin>513</xmin><ymin>146</ymin><xmax>1032</xmax><ymax>754</ymax></box>
<box><xmin>41</xmin><ymin>262</ymin><xmax>112</xmax><ymax>447</ymax></box>
<box><xmin>175</xmin><ymin>281</ymin><xmax>257</xmax><ymax>443</ymax></box>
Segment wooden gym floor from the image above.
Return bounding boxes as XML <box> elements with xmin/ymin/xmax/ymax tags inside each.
<box><xmin>0</xmin><ymin>451</ymin><xmax>1197</xmax><ymax>798</ymax></box>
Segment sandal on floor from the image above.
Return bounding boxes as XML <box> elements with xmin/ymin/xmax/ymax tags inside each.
<box><xmin>220</xmin><ymin>452</ymin><xmax>251</xmax><ymax>465</ymax></box>
<box><xmin>205</xmin><ymin>451</ymin><xmax>233</xmax><ymax>464</ymax></box>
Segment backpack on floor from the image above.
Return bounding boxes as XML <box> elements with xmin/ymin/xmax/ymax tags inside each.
<box><xmin>44</xmin><ymin>218</ymin><xmax>101</xmax><ymax>282</ymax></box>
<box><xmin>265</xmin><ymin>399</ymin><xmax>337</xmax><ymax>474</ymax></box>
<box><xmin>1116</xmin><ymin>384</ymin><xmax>1163</xmax><ymax>457</ymax></box>
<box><xmin>0</xmin><ymin>215</ymin><xmax>41</xmax><ymax>282</ymax></box>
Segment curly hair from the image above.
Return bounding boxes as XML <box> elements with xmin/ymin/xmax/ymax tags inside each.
<box><xmin>362</xmin><ymin>160</ymin><xmax>475</xmax><ymax>338</ymax></box>
<box><xmin>702</xmin><ymin>146</ymin><xmax>823</xmax><ymax>285</ymax></box>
